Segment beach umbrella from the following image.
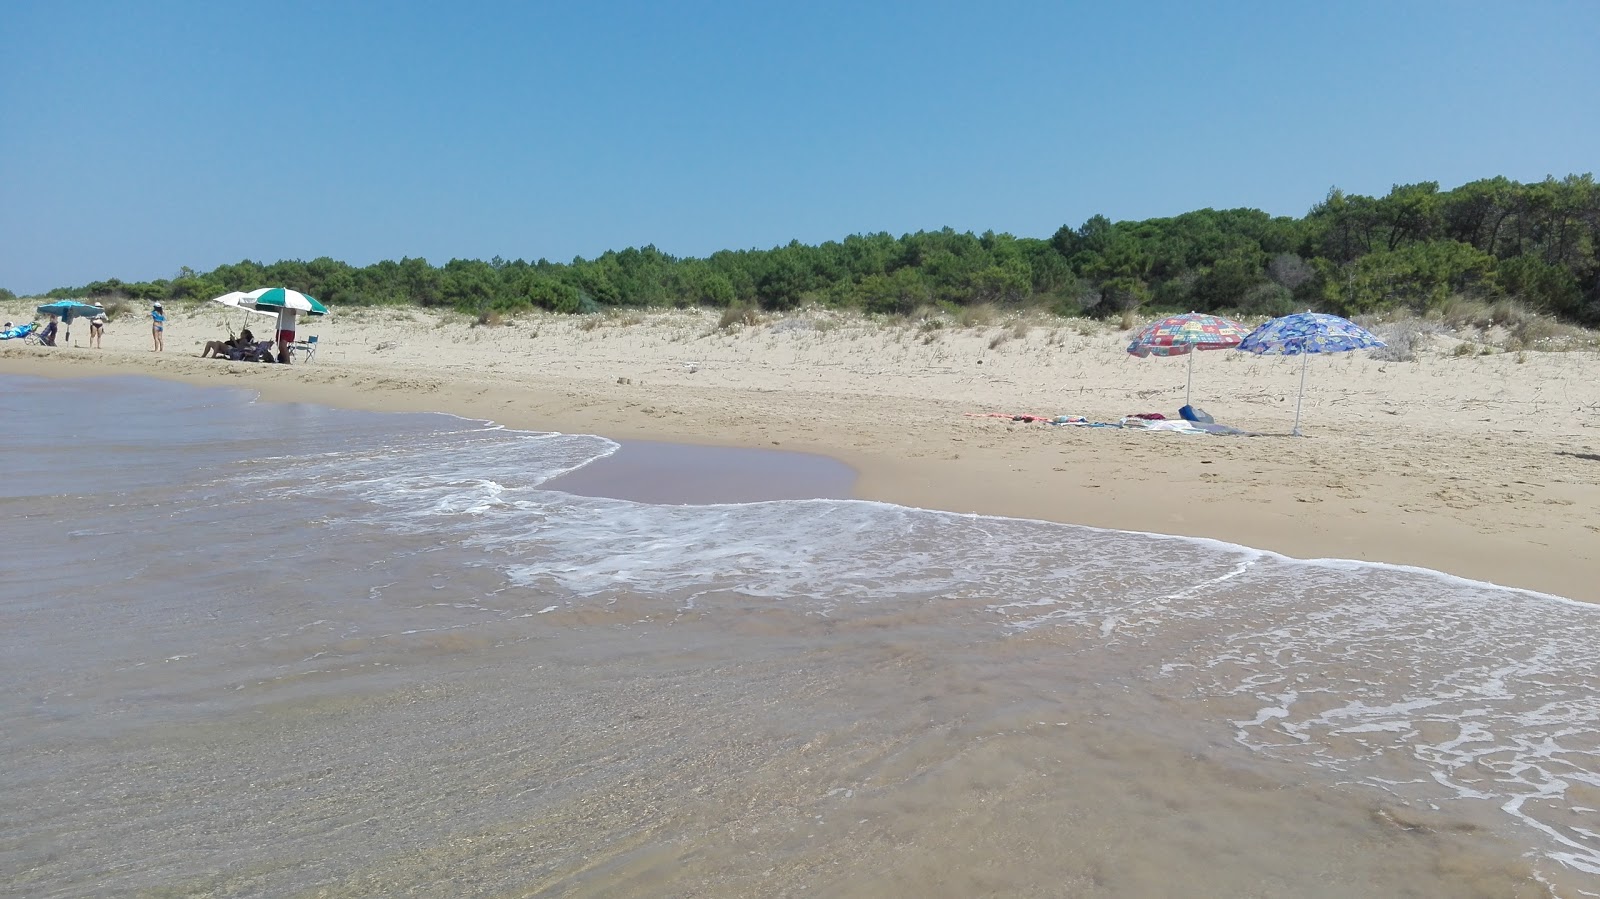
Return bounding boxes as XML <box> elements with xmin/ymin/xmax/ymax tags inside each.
<box><xmin>244</xmin><ymin>287</ymin><xmax>329</xmax><ymax>316</ymax></box>
<box><xmin>36</xmin><ymin>299</ymin><xmax>104</xmax><ymax>344</ymax></box>
<box><xmin>1126</xmin><ymin>312</ymin><xmax>1250</xmax><ymax>408</ymax></box>
<box><xmin>1237</xmin><ymin>311</ymin><xmax>1385</xmax><ymax>436</ymax></box>
<box><xmin>36</xmin><ymin>299</ymin><xmax>103</xmax><ymax>319</ymax></box>
<box><xmin>210</xmin><ymin>291</ymin><xmax>279</xmax><ymax>323</ymax></box>
<box><xmin>209</xmin><ymin>290</ymin><xmax>279</xmax><ymax>339</ymax></box>
<box><xmin>244</xmin><ymin>288</ymin><xmax>328</xmax><ymax>359</ymax></box>
<box><xmin>36</xmin><ymin>300</ymin><xmax>103</xmax><ymax>323</ymax></box>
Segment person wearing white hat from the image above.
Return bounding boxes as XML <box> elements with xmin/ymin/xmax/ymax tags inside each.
<box><xmin>151</xmin><ymin>302</ymin><xmax>165</xmax><ymax>352</ymax></box>
<box><xmin>89</xmin><ymin>302</ymin><xmax>106</xmax><ymax>349</ymax></box>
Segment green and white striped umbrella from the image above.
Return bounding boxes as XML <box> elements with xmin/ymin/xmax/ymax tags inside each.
<box><xmin>245</xmin><ymin>287</ymin><xmax>329</xmax><ymax>316</ymax></box>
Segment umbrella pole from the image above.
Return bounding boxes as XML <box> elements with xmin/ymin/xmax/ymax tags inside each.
<box><xmin>1185</xmin><ymin>349</ymin><xmax>1195</xmax><ymax>408</ymax></box>
<box><xmin>1292</xmin><ymin>352</ymin><xmax>1308</xmax><ymax>437</ymax></box>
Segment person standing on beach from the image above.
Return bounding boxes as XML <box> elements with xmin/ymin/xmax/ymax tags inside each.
<box><xmin>150</xmin><ymin>302</ymin><xmax>165</xmax><ymax>352</ymax></box>
<box><xmin>89</xmin><ymin>303</ymin><xmax>106</xmax><ymax>349</ymax></box>
<box><xmin>275</xmin><ymin>308</ymin><xmax>298</xmax><ymax>363</ymax></box>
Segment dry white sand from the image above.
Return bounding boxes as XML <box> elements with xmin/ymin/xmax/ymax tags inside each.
<box><xmin>5</xmin><ymin>300</ymin><xmax>1598</xmax><ymax>600</ymax></box>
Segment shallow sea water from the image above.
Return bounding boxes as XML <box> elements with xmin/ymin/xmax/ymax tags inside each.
<box><xmin>2</xmin><ymin>374</ymin><xmax>1596</xmax><ymax>898</ymax></box>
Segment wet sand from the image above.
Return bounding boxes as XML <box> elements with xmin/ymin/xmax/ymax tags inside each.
<box><xmin>544</xmin><ymin>440</ymin><xmax>857</xmax><ymax>505</ymax></box>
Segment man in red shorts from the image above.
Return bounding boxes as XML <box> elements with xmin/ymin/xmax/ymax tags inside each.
<box><xmin>276</xmin><ymin>308</ymin><xmax>298</xmax><ymax>363</ymax></box>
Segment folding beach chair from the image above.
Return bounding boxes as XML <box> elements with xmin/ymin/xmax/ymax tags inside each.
<box><xmin>291</xmin><ymin>334</ymin><xmax>318</xmax><ymax>363</ymax></box>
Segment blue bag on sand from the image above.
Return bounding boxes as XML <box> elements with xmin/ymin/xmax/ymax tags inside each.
<box><xmin>1179</xmin><ymin>405</ymin><xmax>1215</xmax><ymax>424</ymax></box>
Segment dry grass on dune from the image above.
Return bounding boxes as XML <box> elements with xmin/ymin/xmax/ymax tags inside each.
<box><xmin>1358</xmin><ymin>300</ymin><xmax>1598</xmax><ymax>362</ymax></box>
<box><xmin>6</xmin><ymin>296</ymin><xmax>1596</xmax><ymax>368</ymax></box>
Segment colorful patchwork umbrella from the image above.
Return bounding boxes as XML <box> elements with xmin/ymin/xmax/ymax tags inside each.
<box><xmin>1237</xmin><ymin>311</ymin><xmax>1385</xmax><ymax>436</ymax></box>
<box><xmin>1126</xmin><ymin>312</ymin><xmax>1250</xmax><ymax>407</ymax></box>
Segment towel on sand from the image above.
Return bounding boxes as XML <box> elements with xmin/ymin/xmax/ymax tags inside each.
<box><xmin>1120</xmin><ymin>417</ymin><xmax>1203</xmax><ymax>432</ymax></box>
<box><xmin>1119</xmin><ymin>416</ymin><xmax>1260</xmax><ymax>436</ymax></box>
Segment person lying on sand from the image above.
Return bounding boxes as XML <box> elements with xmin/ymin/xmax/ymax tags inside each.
<box><xmin>201</xmin><ymin>328</ymin><xmax>255</xmax><ymax>358</ymax></box>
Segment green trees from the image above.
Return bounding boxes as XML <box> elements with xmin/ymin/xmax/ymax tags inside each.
<box><xmin>440</xmin><ymin>259</ymin><xmax>499</xmax><ymax>315</ymax></box>
<box><xmin>855</xmin><ymin>267</ymin><xmax>931</xmax><ymax>316</ymax></box>
<box><xmin>1192</xmin><ymin>253</ymin><xmax>1265</xmax><ymax>311</ymax></box>
<box><xmin>30</xmin><ymin>174</ymin><xmax>1600</xmax><ymax>325</ymax></box>
<box><xmin>1318</xmin><ymin>241</ymin><xmax>1496</xmax><ymax>314</ymax></box>
<box><xmin>1498</xmin><ymin>255</ymin><xmax>1583</xmax><ymax>316</ymax></box>
<box><xmin>167</xmin><ymin>266</ymin><xmax>226</xmax><ymax>303</ymax></box>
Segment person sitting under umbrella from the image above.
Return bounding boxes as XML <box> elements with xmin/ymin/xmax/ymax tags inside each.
<box><xmin>201</xmin><ymin>327</ymin><xmax>254</xmax><ymax>359</ymax></box>
<box><xmin>39</xmin><ymin>316</ymin><xmax>59</xmax><ymax>346</ymax></box>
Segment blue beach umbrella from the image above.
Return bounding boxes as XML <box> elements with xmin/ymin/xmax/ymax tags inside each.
<box><xmin>36</xmin><ymin>300</ymin><xmax>103</xmax><ymax>323</ymax></box>
<box><xmin>36</xmin><ymin>299</ymin><xmax>105</xmax><ymax>343</ymax></box>
<box><xmin>1237</xmin><ymin>312</ymin><xmax>1385</xmax><ymax>436</ymax></box>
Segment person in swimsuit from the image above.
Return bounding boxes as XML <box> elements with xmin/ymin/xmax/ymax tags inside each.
<box><xmin>150</xmin><ymin>302</ymin><xmax>165</xmax><ymax>351</ymax></box>
<box><xmin>89</xmin><ymin>303</ymin><xmax>106</xmax><ymax>349</ymax></box>
<box><xmin>202</xmin><ymin>327</ymin><xmax>254</xmax><ymax>358</ymax></box>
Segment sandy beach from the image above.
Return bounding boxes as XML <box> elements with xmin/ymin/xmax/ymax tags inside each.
<box><xmin>4</xmin><ymin>300</ymin><xmax>1598</xmax><ymax>601</ymax></box>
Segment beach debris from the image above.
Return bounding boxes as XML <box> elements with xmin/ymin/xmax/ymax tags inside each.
<box><xmin>768</xmin><ymin>318</ymin><xmax>816</xmax><ymax>334</ymax></box>
<box><xmin>373</xmin><ymin>341</ymin><xmax>396</xmax><ymax>353</ymax></box>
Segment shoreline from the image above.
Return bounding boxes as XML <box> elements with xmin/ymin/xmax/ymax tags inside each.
<box><xmin>4</xmin><ymin>304</ymin><xmax>1598</xmax><ymax>601</ymax></box>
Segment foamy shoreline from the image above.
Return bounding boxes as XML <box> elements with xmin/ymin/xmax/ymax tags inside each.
<box><xmin>4</xmin><ymin>301</ymin><xmax>1598</xmax><ymax>600</ymax></box>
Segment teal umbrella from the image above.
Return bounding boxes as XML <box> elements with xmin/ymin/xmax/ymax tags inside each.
<box><xmin>36</xmin><ymin>300</ymin><xmax>102</xmax><ymax>322</ymax></box>
<box><xmin>36</xmin><ymin>300</ymin><xmax>104</xmax><ymax>343</ymax></box>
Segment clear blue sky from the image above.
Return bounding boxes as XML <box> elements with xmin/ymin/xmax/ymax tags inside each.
<box><xmin>2</xmin><ymin>0</ymin><xmax>1596</xmax><ymax>295</ymax></box>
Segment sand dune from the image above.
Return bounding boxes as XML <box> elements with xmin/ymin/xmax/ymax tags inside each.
<box><xmin>5</xmin><ymin>300</ymin><xmax>1598</xmax><ymax>600</ymax></box>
